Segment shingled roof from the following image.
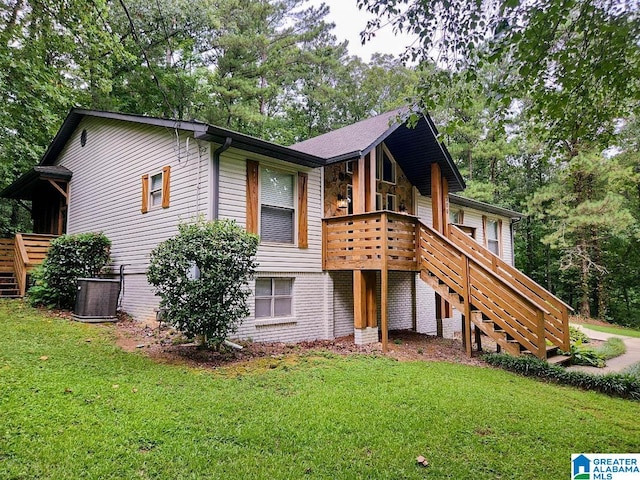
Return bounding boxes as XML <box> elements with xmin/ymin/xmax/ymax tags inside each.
<box><xmin>290</xmin><ymin>107</ymin><xmax>466</xmax><ymax>194</ymax></box>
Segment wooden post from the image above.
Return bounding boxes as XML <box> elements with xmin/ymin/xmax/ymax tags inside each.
<box><xmin>381</xmin><ymin>213</ymin><xmax>389</xmax><ymax>352</ymax></box>
<box><xmin>365</xmin><ymin>271</ymin><xmax>377</xmax><ymax>328</ymax></box>
<box><xmin>366</xmin><ymin>149</ymin><xmax>377</xmax><ymax>212</ymax></box>
<box><xmin>352</xmin><ymin>155</ymin><xmax>366</xmax><ymax>214</ymax></box>
<box><xmin>462</xmin><ymin>256</ymin><xmax>472</xmax><ymax>357</ymax></box>
<box><xmin>537</xmin><ymin>309</ymin><xmax>546</xmax><ymax>359</ymax></box>
<box><xmin>353</xmin><ymin>270</ymin><xmax>366</xmax><ymax>330</ymax></box>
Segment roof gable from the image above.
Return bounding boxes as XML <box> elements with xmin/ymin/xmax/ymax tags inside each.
<box><xmin>290</xmin><ymin>107</ymin><xmax>465</xmax><ymax>194</ymax></box>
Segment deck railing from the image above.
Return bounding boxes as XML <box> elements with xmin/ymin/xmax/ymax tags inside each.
<box><xmin>322</xmin><ymin>211</ymin><xmax>569</xmax><ymax>359</ymax></box>
<box><xmin>322</xmin><ymin>211</ymin><xmax>418</xmax><ymax>271</ymax></box>
<box><xmin>13</xmin><ymin>234</ymin><xmax>57</xmax><ymax>296</ymax></box>
<box><xmin>448</xmin><ymin>225</ymin><xmax>571</xmax><ymax>352</ymax></box>
<box><xmin>419</xmin><ymin>224</ymin><xmax>552</xmax><ymax>358</ymax></box>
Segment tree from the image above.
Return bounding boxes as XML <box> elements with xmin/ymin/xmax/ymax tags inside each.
<box><xmin>147</xmin><ymin>219</ymin><xmax>259</xmax><ymax>347</ymax></box>
<box><xmin>529</xmin><ymin>150</ymin><xmax>638</xmax><ymax>317</ymax></box>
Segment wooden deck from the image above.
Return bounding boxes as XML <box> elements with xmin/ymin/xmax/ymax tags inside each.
<box><xmin>322</xmin><ymin>212</ymin><xmax>571</xmax><ymax>358</ymax></box>
<box><xmin>322</xmin><ymin>212</ymin><xmax>418</xmax><ymax>271</ymax></box>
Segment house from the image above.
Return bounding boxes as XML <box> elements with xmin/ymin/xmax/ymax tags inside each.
<box><xmin>0</xmin><ymin>108</ymin><xmax>571</xmax><ymax>357</ymax></box>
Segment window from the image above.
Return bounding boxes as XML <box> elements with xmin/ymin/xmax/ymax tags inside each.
<box><xmin>376</xmin><ymin>144</ymin><xmax>396</xmax><ymax>184</ymax></box>
<box><xmin>255</xmin><ymin>278</ymin><xmax>293</xmax><ymax>318</ymax></box>
<box><xmin>346</xmin><ymin>184</ymin><xmax>354</xmax><ymax>215</ymax></box>
<box><xmin>386</xmin><ymin>193</ymin><xmax>396</xmax><ymax>212</ymax></box>
<box><xmin>345</xmin><ymin>161</ymin><xmax>354</xmax><ymax>174</ymax></box>
<box><xmin>150</xmin><ymin>173</ymin><xmax>163</xmax><ymax>206</ymax></box>
<box><xmin>141</xmin><ymin>166</ymin><xmax>170</xmax><ymax>213</ymax></box>
<box><xmin>260</xmin><ymin>167</ymin><xmax>295</xmax><ymax>243</ymax></box>
<box><xmin>485</xmin><ymin>218</ymin><xmax>500</xmax><ymax>255</ymax></box>
<box><xmin>450</xmin><ymin>209</ymin><xmax>463</xmax><ymax>224</ymax></box>
<box><xmin>376</xmin><ymin>193</ymin><xmax>383</xmax><ymax>211</ymax></box>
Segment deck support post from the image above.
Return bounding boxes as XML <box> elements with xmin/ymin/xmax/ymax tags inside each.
<box><xmin>353</xmin><ymin>270</ymin><xmax>378</xmax><ymax>345</ymax></box>
<box><xmin>381</xmin><ymin>213</ymin><xmax>389</xmax><ymax>352</ymax></box>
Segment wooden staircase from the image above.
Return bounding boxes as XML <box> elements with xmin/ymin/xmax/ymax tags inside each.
<box><xmin>0</xmin><ymin>234</ymin><xmax>57</xmax><ymax>298</ymax></box>
<box><xmin>417</xmin><ymin>221</ymin><xmax>571</xmax><ymax>360</ymax></box>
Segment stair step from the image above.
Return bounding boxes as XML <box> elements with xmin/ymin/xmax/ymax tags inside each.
<box><xmin>547</xmin><ymin>354</ymin><xmax>571</xmax><ymax>366</ymax></box>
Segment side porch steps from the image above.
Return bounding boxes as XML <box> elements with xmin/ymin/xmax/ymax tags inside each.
<box><xmin>420</xmin><ymin>271</ymin><xmax>570</xmax><ymax>364</ymax></box>
<box><xmin>0</xmin><ymin>272</ymin><xmax>20</xmax><ymax>298</ymax></box>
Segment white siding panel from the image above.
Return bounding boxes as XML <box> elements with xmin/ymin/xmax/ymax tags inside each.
<box><xmin>58</xmin><ymin>117</ymin><xmax>211</xmax><ymax>319</ymax></box>
<box><xmin>218</xmin><ymin>150</ymin><xmax>323</xmax><ymax>273</ymax></box>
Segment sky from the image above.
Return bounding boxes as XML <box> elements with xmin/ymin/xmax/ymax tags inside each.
<box><xmin>308</xmin><ymin>0</ymin><xmax>417</xmax><ymax>62</ymax></box>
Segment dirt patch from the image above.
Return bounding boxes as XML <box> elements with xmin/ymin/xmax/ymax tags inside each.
<box><xmin>108</xmin><ymin>317</ymin><xmax>488</xmax><ymax>370</ymax></box>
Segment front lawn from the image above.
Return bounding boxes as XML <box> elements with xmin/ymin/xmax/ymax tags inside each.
<box><xmin>582</xmin><ymin>323</ymin><xmax>640</xmax><ymax>338</ymax></box>
<box><xmin>1</xmin><ymin>300</ymin><xmax>639</xmax><ymax>479</ymax></box>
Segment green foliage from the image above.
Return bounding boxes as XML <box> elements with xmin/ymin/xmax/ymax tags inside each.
<box><xmin>28</xmin><ymin>232</ymin><xmax>111</xmax><ymax>309</ymax></box>
<box><xmin>483</xmin><ymin>353</ymin><xmax>640</xmax><ymax>400</ymax></box>
<box><xmin>569</xmin><ymin>326</ymin><xmax>590</xmax><ymax>344</ymax></box>
<box><xmin>623</xmin><ymin>362</ymin><xmax>640</xmax><ymax>380</ymax></box>
<box><xmin>2</xmin><ymin>301</ymin><xmax>640</xmax><ymax>479</ymax></box>
<box><xmin>147</xmin><ymin>219</ymin><xmax>258</xmax><ymax>347</ymax></box>
<box><xmin>569</xmin><ymin>342</ymin><xmax>606</xmax><ymax>368</ymax></box>
<box><xmin>596</xmin><ymin>337</ymin><xmax>627</xmax><ymax>360</ymax></box>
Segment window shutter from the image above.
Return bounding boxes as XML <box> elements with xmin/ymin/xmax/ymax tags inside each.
<box><xmin>141</xmin><ymin>174</ymin><xmax>149</xmax><ymax>213</ymax></box>
<box><xmin>246</xmin><ymin>160</ymin><xmax>259</xmax><ymax>234</ymax></box>
<box><xmin>298</xmin><ymin>172</ymin><xmax>308</xmax><ymax>248</ymax></box>
<box><xmin>161</xmin><ymin>166</ymin><xmax>171</xmax><ymax>208</ymax></box>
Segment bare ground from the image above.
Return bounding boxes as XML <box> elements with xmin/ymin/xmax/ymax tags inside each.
<box><xmin>109</xmin><ymin>315</ymin><xmax>489</xmax><ymax>370</ymax></box>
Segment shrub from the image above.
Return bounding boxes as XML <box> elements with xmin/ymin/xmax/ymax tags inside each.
<box><xmin>569</xmin><ymin>342</ymin><xmax>606</xmax><ymax>367</ymax></box>
<box><xmin>569</xmin><ymin>326</ymin><xmax>590</xmax><ymax>344</ymax></box>
<box><xmin>483</xmin><ymin>353</ymin><xmax>640</xmax><ymax>400</ymax></box>
<box><xmin>623</xmin><ymin>362</ymin><xmax>640</xmax><ymax>379</ymax></box>
<box><xmin>147</xmin><ymin>219</ymin><xmax>259</xmax><ymax>348</ymax></box>
<box><xmin>596</xmin><ymin>337</ymin><xmax>626</xmax><ymax>360</ymax></box>
<box><xmin>28</xmin><ymin>232</ymin><xmax>111</xmax><ymax>309</ymax></box>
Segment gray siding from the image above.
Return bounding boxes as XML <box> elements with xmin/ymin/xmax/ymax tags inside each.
<box><xmin>218</xmin><ymin>149</ymin><xmax>323</xmax><ymax>273</ymax></box>
<box><xmin>58</xmin><ymin>117</ymin><xmax>211</xmax><ymax>320</ymax></box>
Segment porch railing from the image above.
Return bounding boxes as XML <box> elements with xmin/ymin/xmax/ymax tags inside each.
<box><xmin>322</xmin><ymin>211</ymin><xmax>418</xmax><ymax>271</ymax></box>
<box><xmin>448</xmin><ymin>225</ymin><xmax>571</xmax><ymax>352</ymax></box>
<box><xmin>13</xmin><ymin>234</ymin><xmax>57</xmax><ymax>296</ymax></box>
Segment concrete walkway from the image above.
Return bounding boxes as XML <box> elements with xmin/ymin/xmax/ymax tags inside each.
<box><xmin>567</xmin><ymin>324</ymin><xmax>640</xmax><ymax>374</ymax></box>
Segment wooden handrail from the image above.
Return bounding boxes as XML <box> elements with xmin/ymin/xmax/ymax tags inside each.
<box><xmin>322</xmin><ymin>211</ymin><xmax>418</xmax><ymax>271</ymax></box>
<box><xmin>419</xmin><ymin>223</ymin><xmax>551</xmax><ymax>358</ymax></box>
<box><xmin>13</xmin><ymin>234</ymin><xmax>29</xmax><ymax>296</ymax></box>
<box><xmin>12</xmin><ymin>234</ymin><xmax>57</xmax><ymax>297</ymax></box>
<box><xmin>448</xmin><ymin>225</ymin><xmax>570</xmax><ymax>351</ymax></box>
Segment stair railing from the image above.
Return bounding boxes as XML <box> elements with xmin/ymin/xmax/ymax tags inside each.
<box><xmin>13</xmin><ymin>234</ymin><xmax>29</xmax><ymax>296</ymax></box>
<box><xmin>448</xmin><ymin>225</ymin><xmax>571</xmax><ymax>352</ymax></box>
<box><xmin>419</xmin><ymin>222</ymin><xmax>552</xmax><ymax>359</ymax></box>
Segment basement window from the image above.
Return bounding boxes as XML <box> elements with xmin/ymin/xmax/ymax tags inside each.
<box><xmin>255</xmin><ymin>278</ymin><xmax>293</xmax><ymax>318</ymax></box>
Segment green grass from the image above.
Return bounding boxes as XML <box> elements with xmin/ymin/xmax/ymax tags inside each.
<box><xmin>1</xmin><ymin>300</ymin><xmax>640</xmax><ymax>479</ymax></box>
<box><xmin>582</xmin><ymin>324</ymin><xmax>640</xmax><ymax>338</ymax></box>
<box><xmin>596</xmin><ymin>337</ymin><xmax>627</xmax><ymax>359</ymax></box>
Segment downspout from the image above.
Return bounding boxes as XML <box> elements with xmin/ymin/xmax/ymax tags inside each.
<box><xmin>211</xmin><ymin>137</ymin><xmax>232</xmax><ymax>220</ymax></box>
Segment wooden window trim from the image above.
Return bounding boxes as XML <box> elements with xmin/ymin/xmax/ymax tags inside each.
<box><xmin>141</xmin><ymin>174</ymin><xmax>149</xmax><ymax>213</ymax></box>
<box><xmin>142</xmin><ymin>166</ymin><xmax>170</xmax><ymax>213</ymax></box>
<box><xmin>297</xmin><ymin>172</ymin><xmax>308</xmax><ymax>248</ymax></box>
<box><xmin>246</xmin><ymin>160</ymin><xmax>259</xmax><ymax>234</ymax></box>
<box><xmin>161</xmin><ymin>165</ymin><xmax>171</xmax><ymax>208</ymax></box>
<box><xmin>376</xmin><ymin>143</ymin><xmax>397</xmax><ymax>185</ymax></box>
